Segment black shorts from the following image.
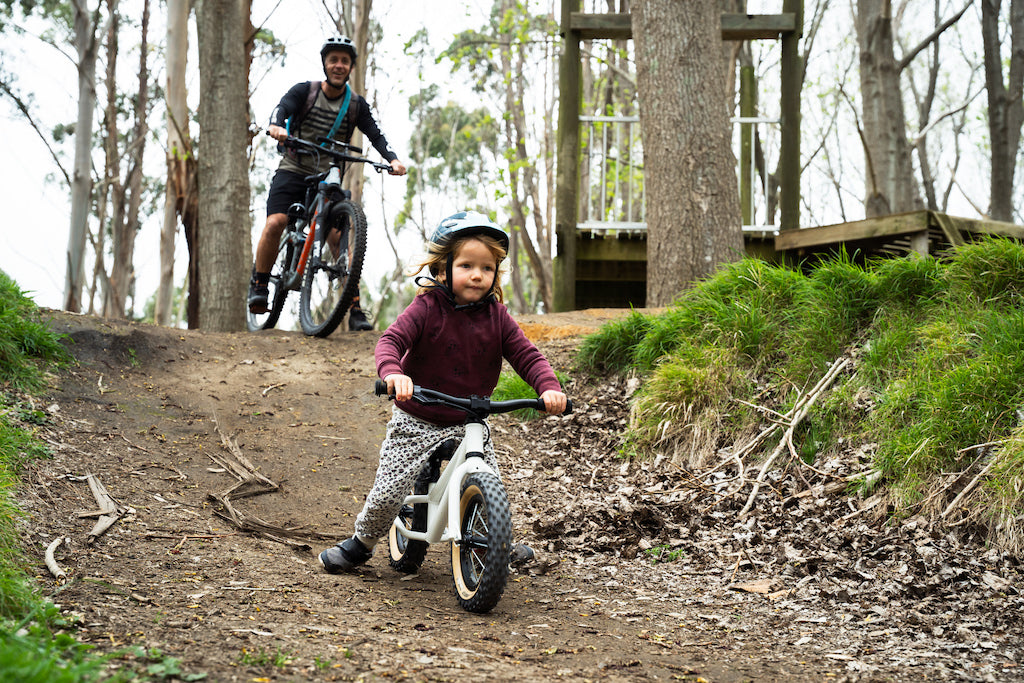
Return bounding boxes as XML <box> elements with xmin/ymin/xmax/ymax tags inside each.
<box><xmin>266</xmin><ymin>169</ymin><xmax>312</xmax><ymax>217</ymax></box>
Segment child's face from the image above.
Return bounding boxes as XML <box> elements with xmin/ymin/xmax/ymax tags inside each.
<box><xmin>447</xmin><ymin>238</ymin><xmax>498</xmax><ymax>306</ymax></box>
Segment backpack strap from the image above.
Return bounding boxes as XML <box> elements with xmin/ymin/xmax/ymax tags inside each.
<box><xmin>286</xmin><ymin>81</ymin><xmax>322</xmax><ymax>135</ymax></box>
<box><xmin>321</xmin><ymin>84</ymin><xmax>352</xmax><ymax>145</ymax></box>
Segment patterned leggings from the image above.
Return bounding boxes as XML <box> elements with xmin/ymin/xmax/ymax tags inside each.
<box><xmin>354</xmin><ymin>406</ymin><xmax>501</xmax><ymax>542</ymax></box>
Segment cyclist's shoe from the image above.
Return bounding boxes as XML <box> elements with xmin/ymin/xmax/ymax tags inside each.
<box><xmin>348</xmin><ymin>307</ymin><xmax>373</xmax><ymax>331</ymax></box>
<box><xmin>510</xmin><ymin>543</ymin><xmax>535</xmax><ymax>567</ymax></box>
<box><xmin>248</xmin><ymin>283</ymin><xmax>270</xmax><ymax>314</ymax></box>
<box><xmin>318</xmin><ymin>536</ymin><xmax>372</xmax><ymax>573</ymax></box>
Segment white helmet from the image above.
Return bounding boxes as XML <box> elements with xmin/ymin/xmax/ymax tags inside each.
<box><xmin>320</xmin><ymin>35</ymin><xmax>357</xmax><ymax>64</ymax></box>
<box><xmin>429</xmin><ymin>211</ymin><xmax>509</xmax><ymax>252</ymax></box>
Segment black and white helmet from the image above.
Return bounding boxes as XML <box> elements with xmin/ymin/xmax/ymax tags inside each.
<box><xmin>429</xmin><ymin>211</ymin><xmax>509</xmax><ymax>252</ymax></box>
<box><xmin>320</xmin><ymin>35</ymin><xmax>357</xmax><ymax>64</ymax></box>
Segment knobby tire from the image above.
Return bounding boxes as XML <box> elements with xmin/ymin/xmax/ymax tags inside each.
<box><xmin>247</xmin><ymin>228</ymin><xmax>296</xmax><ymax>331</ymax></box>
<box><xmin>387</xmin><ymin>501</ymin><xmax>429</xmax><ymax>573</ymax></box>
<box><xmin>451</xmin><ymin>473</ymin><xmax>511</xmax><ymax>613</ymax></box>
<box><xmin>298</xmin><ymin>200</ymin><xmax>366</xmax><ymax>337</ymax></box>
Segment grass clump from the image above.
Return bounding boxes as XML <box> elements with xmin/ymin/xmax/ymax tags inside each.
<box><xmin>577</xmin><ymin>237</ymin><xmax>1024</xmax><ymax>548</ymax></box>
<box><xmin>0</xmin><ymin>271</ymin><xmax>71</xmax><ymax>392</ymax></box>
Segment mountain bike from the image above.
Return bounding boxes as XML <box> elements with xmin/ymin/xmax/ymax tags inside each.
<box><xmin>374</xmin><ymin>379</ymin><xmax>572</xmax><ymax>613</ymax></box>
<box><xmin>247</xmin><ymin>134</ymin><xmax>393</xmax><ymax>337</ymax></box>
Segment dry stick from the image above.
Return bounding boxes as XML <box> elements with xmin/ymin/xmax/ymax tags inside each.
<box><xmin>207</xmin><ymin>412</ymin><xmax>329</xmax><ymax>545</ymax></box>
<box><xmin>940</xmin><ymin>456</ymin><xmax>999</xmax><ymax>519</ymax></box>
<box><xmin>45</xmin><ymin>537</ymin><xmax>68</xmax><ymax>581</ymax></box>
<box><xmin>83</xmin><ymin>474</ymin><xmax>123</xmax><ymax>544</ymax></box>
<box><xmin>739</xmin><ymin>357</ymin><xmax>850</xmax><ymax>517</ymax></box>
<box><xmin>924</xmin><ymin>440</ymin><xmax>1008</xmax><ymax>516</ymax></box>
<box><xmin>262</xmin><ymin>383</ymin><xmax>286</xmax><ymax>396</ymax></box>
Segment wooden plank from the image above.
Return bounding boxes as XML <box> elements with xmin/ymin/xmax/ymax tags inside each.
<box><xmin>929</xmin><ymin>211</ymin><xmax>965</xmax><ymax>247</ymax></box>
<box><xmin>568</xmin><ymin>13</ymin><xmax>797</xmax><ymax>41</ymax></box>
<box><xmin>939</xmin><ymin>214</ymin><xmax>1024</xmax><ymax>240</ymax></box>
<box><xmin>775</xmin><ymin>211</ymin><xmax>931</xmax><ymax>251</ymax></box>
<box><xmin>722</xmin><ymin>13</ymin><xmax>798</xmax><ymax>40</ymax></box>
<box><xmin>578</xmin><ymin>235</ymin><xmax>647</xmax><ymax>261</ymax></box>
<box><xmin>569</xmin><ymin>12</ymin><xmax>631</xmax><ymax>40</ymax></box>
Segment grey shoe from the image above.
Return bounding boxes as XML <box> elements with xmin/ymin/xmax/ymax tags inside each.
<box><xmin>318</xmin><ymin>536</ymin><xmax>372</xmax><ymax>573</ymax></box>
<box><xmin>248</xmin><ymin>284</ymin><xmax>270</xmax><ymax>314</ymax></box>
<box><xmin>510</xmin><ymin>543</ymin><xmax>535</xmax><ymax>567</ymax></box>
<box><xmin>348</xmin><ymin>307</ymin><xmax>373</xmax><ymax>331</ymax></box>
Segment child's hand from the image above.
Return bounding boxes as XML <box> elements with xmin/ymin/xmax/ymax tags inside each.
<box><xmin>384</xmin><ymin>374</ymin><xmax>414</xmax><ymax>402</ymax></box>
<box><xmin>540</xmin><ymin>390</ymin><xmax>568</xmax><ymax>415</ymax></box>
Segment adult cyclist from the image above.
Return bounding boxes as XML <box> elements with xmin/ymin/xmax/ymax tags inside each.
<box><xmin>249</xmin><ymin>35</ymin><xmax>407</xmax><ymax>331</ymax></box>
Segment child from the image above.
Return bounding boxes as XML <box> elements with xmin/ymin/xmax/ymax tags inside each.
<box><xmin>318</xmin><ymin>211</ymin><xmax>567</xmax><ymax>573</ymax></box>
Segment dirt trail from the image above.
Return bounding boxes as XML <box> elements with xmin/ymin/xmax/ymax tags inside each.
<box><xmin>17</xmin><ymin>310</ymin><xmax>1023</xmax><ymax>682</ymax></box>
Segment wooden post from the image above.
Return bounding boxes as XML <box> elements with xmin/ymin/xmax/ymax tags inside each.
<box><xmin>779</xmin><ymin>0</ymin><xmax>803</xmax><ymax>232</ymax></box>
<box><xmin>740</xmin><ymin>66</ymin><xmax>755</xmax><ymax>226</ymax></box>
<box><xmin>554</xmin><ymin>0</ymin><xmax>581</xmax><ymax>312</ymax></box>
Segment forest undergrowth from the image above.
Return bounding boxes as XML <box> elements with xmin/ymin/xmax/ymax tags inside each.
<box><xmin>576</xmin><ymin>236</ymin><xmax>1024</xmax><ymax>553</ymax></box>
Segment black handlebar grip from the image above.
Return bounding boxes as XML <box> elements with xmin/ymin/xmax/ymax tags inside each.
<box><xmin>564</xmin><ymin>398</ymin><xmax>574</xmax><ymax>415</ymax></box>
<box><xmin>374</xmin><ymin>379</ymin><xmax>389</xmax><ymax>396</ymax></box>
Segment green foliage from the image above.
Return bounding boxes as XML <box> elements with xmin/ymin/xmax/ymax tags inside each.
<box><xmin>0</xmin><ymin>604</ymin><xmax>119</xmax><ymax>683</ymax></box>
<box><xmin>0</xmin><ymin>271</ymin><xmax>71</xmax><ymax>391</ymax></box>
<box><xmin>237</xmin><ymin>645</ymin><xmax>296</xmax><ymax>668</ymax></box>
<box><xmin>576</xmin><ymin>237</ymin><xmax>1024</xmax><ymax>541</ymax></box>
<box><xmin>644</xmin><ymin>544</ymin><xmax>686</xmax><ymax>564</ymax></box>
<box><xmin>0</xmin><ymin>401</ymin><xmax>54</xmax><ymax>621</ymax></box>
<box><xmin>491</xmin><ymin>369</ymin><xmax>569</xmax><ymax>421</ymax></box>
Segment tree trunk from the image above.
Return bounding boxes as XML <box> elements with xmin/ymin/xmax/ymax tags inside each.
<box><xmin>196</xmin><ymin>0</ymin><xmax>251</xmax><ymax>331</ymax></box>
<box><xmin>115</xmin><ymin>0</ymin><xmax>149</xmax><ymax>319</ymax></box>
<box><xmin>64</xmin><ymin>0</ymin><xmax>101</xmax><ymax>313</ymax></box>
<box><xmin>335</xmin><ymin>0</ymin><xmax>372</xmax><ymax>204</ymax></box>
<box><xmin>632</xmin><ymin>0</ymin><xmax>743</xmax><ymax>307</ymax></box>
<box><xmin>855</xmin><ymin>0</ymin><xmax>923</xmax><ymax>216</ymax></box>
<box><xmin>99</xmin><ymin>0</ymin><xmax>120</xmax><ymax>317</ymax></box>
<box><xmin>982</xmin><ymin>0</ymin><xmax>1024</xmax><ymax>222</ymax></box>
<box><xmin>157</xmin><ymin>0</ymin><xmax>194</xmax><ymax>326</ymax></box>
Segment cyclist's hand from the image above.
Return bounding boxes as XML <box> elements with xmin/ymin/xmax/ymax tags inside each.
<box><xmin>266</xmin><ymin>124</ymin><xmax>288</xmax><ymax>142</ymax></box>
<box><xmin>540</xmin><ymin>390</ymin><xmax>568</xmax><ymax>416</ymax></box>
<box><xmin>384</xmin><ymin>373</ymin><xmax>413</xmax><ymax>402</ymax></box>
<box><xmin>388</xmin><ymin>159</ymin><xmax>407</xmax><ymax>176</ymax></box>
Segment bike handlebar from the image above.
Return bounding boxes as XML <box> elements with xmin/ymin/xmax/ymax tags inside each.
<box><xmin>271</xmin><ymin>132</ymin><xmax>394</xmax><ymax>174</ymax></box>
<box><xmin>374</xmin><ymin>379</ymin><xmax>572</xmax><ymax>417</ymax></box>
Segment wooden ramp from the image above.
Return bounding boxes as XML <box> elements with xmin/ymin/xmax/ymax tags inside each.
<box><xmin>774</xmin><ymin>210</ymin><xmax>1024</xmax><ymax>262</ymax></box>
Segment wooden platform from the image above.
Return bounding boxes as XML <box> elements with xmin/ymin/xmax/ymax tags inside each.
<box><xmin>774</xmin><ymin>210</ymin><xmax>1024</xmax><ymax>262</ymax></box>
<box><xmin>565</xmin><ymin>211</ymin><xmax>1023</xmax><ymax>310</ymax></box>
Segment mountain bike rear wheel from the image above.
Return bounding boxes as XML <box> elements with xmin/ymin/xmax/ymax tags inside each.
<box><xmin>298</xmin><ymin>201</ymin><xmax>366</xmax><ymax>337</ymax></box>
<box><xmin>247</xmin><ymin>228</ymin><xmax>296</xmax><ymax>331</ymax></box>
<box><xmin>451</xmin><ymin>473</ymin><xmax>511</xmax><ymax>613</ymax></box>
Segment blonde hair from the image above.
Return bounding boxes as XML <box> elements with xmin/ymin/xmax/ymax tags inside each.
<box><xmin>413</xmin><ymin>234</ymin><xmax>507</xmax><ymax>303</ymax></box>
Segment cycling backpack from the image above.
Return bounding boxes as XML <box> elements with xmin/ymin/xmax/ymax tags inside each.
<box><xmin>287</xmin><ymin>81</ymin><xmax>323</xmax><ymax>134</ymax></box>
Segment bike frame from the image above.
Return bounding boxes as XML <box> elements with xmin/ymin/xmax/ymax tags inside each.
<box><xmin>276</xmin><ymin>134</ymin><xmax>389</xmax><ymax>284</ymax></box>
<box><xmin>294</xmin><ymin>165</ymin><xmax>343</xmax><ymax>281</ymax></box>
<box><xmin>391</xmin><ymin>418</ymin><xmax>495</xmax><ymax>545</ymax></box>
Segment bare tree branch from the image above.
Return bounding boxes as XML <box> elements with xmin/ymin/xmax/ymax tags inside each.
<box><xmin>0</xmin><ymin>79</ymin><xmax>71</xmax><ymax>185</ymax></box>
<box><xmin>897</xmin><ymin>0</ymin><xmax>974</xmax><ymax>73</ymax></box>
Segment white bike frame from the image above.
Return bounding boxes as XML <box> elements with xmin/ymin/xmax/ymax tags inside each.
<box><xmin>390</xmin><ymin>420</ymin><xmax>496</xmax><ymax>545</ymax></box>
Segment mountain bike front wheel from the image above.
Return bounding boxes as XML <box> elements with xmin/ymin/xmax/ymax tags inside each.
<box><xmin>247</xmin><ymin>228</ymin><xmax>296</xmax><ymax>332</ymax></box>
<box><xmin>451</xmin><ymin>472</ymin><xmax>511</xmax><ymax>613</ymax></box>
<box><xmin>298</xmin><ymin>201</ymin><xmax>366</xmax><ymax>337</ymax></box>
